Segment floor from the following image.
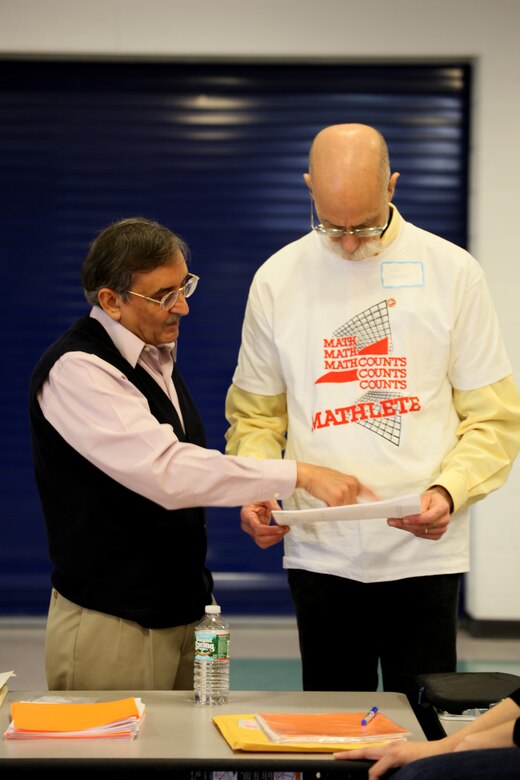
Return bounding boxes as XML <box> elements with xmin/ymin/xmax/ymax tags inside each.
<box><xmin>1</xmin><ymin>616</ymin><xmax>519</xmax><ymax>692</ymax></box>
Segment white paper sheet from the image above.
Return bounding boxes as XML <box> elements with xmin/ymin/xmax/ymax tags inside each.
<box><xmin>0</xmin><ymin>671</ymin><xmax>15</xmax><ymax>689</ymax></box>
<box><xmin>271</xmin><ymin>493</ymin><xmax>422</xmax><ymax>526</ymax></box>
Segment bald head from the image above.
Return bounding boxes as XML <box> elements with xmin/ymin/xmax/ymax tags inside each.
<box><xmin>308</xmin><ymin>123</ymin><xmax>390</xmax><ymax>196</ymax></box>
<box><xmin>304</xmin><ymin>124</ymin><xmax>398</xmax><ymax>245</ymax></box>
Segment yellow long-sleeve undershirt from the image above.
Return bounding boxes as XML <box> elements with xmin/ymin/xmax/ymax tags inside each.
<box><xmin>225</xmin><ymin>375</ymin><xmax>520</xmax><ymax>514</ymax></box>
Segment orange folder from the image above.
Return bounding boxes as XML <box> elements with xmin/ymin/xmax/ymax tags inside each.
<box><xmin>255</xmin><ymin>711</ymin><xmax>410</xmax><ymax>743</ymax></box>
<box><xmin>8</xmin><ymin>697</ymin><xmax>144</xmax><ymax>737</ymax></box>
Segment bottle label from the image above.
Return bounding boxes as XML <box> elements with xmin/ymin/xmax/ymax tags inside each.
<box><xmin>194</xmin><ymin>630</ymin><xmax>230</xmax><ymax>661</ymax></box>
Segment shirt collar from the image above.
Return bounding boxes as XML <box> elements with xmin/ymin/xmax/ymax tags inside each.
<box><xmin>89</xmin><ymin>307</ymin><xmax>177</xmax><ymax>368</ymax></box>
<box><xmin>379</xmin><ymin>203</ymin><xmax>401</xmax><ymax>248</ymax></box>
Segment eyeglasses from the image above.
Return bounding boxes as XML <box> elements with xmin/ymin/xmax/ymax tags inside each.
<box><xmin>125</xmin><ymin>273</ymin><xmax>199</xmax><ymax>310</ymax></box>
<box><xmin>310</xmin><ymin>195</ymin><xmax>389</xmax><ymax>238</ymax></box>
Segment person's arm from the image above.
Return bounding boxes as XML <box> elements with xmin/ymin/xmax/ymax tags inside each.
<box><xmin>432</xmin><ymin>375</ymin><xmax>520</xmax><ymax>512</ymax></box>
<box><xmin>226</xmin><ymin>385</ymin><xmax>376</xmax><ymax>550</ymax></box>
<box><xmin>225</xmin><ymin>383</ymin><xmax>377</xmax><ymax>547</ymax></box>
<box><xmin>225</xmin><ymin>385</ymin><xmax>289</xmax><ymax>547</ymax></box>
<box><xmin>334</xmin><ymin>692</ymin><xmax>520</xmax><ymax>779</ymax></box>
<box><xmin>240</xmin><ymin>463</ymin><xmax>378</xmax><ymax>549</ymax></box>
<box><xmin>39</xmin><ymin>351</ymin><xmax>372</xmax><ymax>512</ymax></box>
<box><xmin>38</xmin><ymin>352</ymin><xmax>297</xmax><ymax>509</ymax></box>
<box><xmin>386</xmin><ymin>376</ymin><xmax>520</xmax><ymax>540</ymax></box>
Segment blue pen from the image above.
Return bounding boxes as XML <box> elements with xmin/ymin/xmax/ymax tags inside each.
<box><xmin>361</xmin><ymin>706</ymin><xmax>379</xmax><ymax>726</ymax></box>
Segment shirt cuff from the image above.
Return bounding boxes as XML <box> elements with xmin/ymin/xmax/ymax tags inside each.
<box><xmin>428</xmin><ymin>476</ymin><xmax>467</xmax><ymax>514</ymax></box>
<box><xmin>260</xmin><ymin>458</ymin><xmax>297</xmax><ymax>501</ymax></box>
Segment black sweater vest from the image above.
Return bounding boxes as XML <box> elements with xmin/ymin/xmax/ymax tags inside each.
<box><xmin>29</xmin><ymin>315</ymin><xmax>213</xmax><ymax>628</ymax></box>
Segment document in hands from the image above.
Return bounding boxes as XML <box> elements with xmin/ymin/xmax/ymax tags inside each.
<box><xmin>272</xmin><ymin>493</ymin><xmax>421</xmax><ymax>526</ymax></box>
<box><xmin>4</xmin><ymin>697</ymin><xmax>146</xmax><ymax>740</ymax></box>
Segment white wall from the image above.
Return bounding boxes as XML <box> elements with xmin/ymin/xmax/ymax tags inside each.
<box><xmin>1</xmin><ymin>0</ymin><xmax>519</xmax><ymax>620</ymax></box>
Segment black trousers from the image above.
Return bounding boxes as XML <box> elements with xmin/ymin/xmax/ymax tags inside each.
<box><xmin>288</xmin><ymin>568</ymin><xmax>461</xmax><ymax>701</ymax></box>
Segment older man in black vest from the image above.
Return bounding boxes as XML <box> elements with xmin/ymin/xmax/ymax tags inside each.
<box><xmin>29</xmin><ymin>217</ymin><xmax>372</xmax><ymax>691</ymax></box>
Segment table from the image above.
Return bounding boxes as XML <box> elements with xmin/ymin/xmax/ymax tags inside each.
<box><xmin>0</xmin><ymin>689</ymin><xmax>426</xmax><ymax>777</ymax></box>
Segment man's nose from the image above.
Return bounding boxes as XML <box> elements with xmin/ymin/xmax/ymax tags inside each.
<box><xmin>168</xmin><ymin>293</ymin><xmax>189</xmax><ymax>315</ymax></box>
<box><xmin>339</xmin><ymin>232</ymin><xmax>361</xmax><ymax>253</ymax></box>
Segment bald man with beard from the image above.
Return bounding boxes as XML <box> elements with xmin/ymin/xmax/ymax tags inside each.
<box><xmin>225</xmin><ymin>124</ymin><xmax>520</xmax><ymax>701</ymax></box>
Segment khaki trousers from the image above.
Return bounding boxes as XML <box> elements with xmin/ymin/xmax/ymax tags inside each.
<box><xmin>45</xmin><ymin>589</ymin><xmax>197</xmax><ymax>690</ymax></box>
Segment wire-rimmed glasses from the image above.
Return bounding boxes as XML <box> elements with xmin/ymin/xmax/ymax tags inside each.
<box><xmin>310</xmin><ymin>195</ymin><xmax>389</xmax><ymax>238</ymax></box>
<box><xmin>125</xmin><ymin>273</ymin><xmax>199</xmax><ymax>310</ymax></box>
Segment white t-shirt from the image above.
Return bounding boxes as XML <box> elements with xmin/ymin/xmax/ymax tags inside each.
<box><xmin>232</xmin><ymin>212</ymin><xmax>512</xmax><ymax>582</ymax></box>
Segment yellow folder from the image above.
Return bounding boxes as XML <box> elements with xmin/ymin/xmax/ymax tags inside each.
<box><xmin>213</xmin><ymin>711</ymin><xmax>409</xmax><ymax>753</ymax></box>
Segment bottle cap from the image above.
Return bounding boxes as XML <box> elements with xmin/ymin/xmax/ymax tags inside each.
<box><xmin>205</xmin><ymin>604</ymin><xmax>221</xmax><ymax>614</ymax></box>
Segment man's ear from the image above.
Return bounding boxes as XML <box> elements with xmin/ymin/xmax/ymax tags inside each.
<box><xmin>303</xmin><ymin>172</ymin><xmax>312</xmax><ymax>191</ymax></box>
<box><xmin>388</xmin><ymin>171</ymin><xmax>400</xmax><ymax>202</ymax></box>
<box><xmin>97</xmin><ymin>288</ymin><xmax>123</xmax><ymax>321</ymax></box>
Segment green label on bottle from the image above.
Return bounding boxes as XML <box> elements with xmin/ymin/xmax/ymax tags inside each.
<box><xmin>194</xmin><ymin>630</ymin><xmax>230</xmax><ymax>661</ymax></box>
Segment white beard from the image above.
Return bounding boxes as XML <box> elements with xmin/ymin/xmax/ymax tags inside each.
<box><xmin>320</xmin><ymin>235</ymin><xmax>383</xmax><ymax>261</ymax></box>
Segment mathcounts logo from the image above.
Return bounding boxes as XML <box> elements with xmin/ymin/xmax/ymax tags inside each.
<box><xmin>312</xmin><ymin>300</ymin><xmax>420</xmax><ymax>446</ymax></box>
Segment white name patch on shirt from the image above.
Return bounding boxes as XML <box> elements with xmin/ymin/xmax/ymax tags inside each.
<box><xmin>381</xmin><ymin>261</ymin><xmax>424</xmax><ymax>288</ymax></box>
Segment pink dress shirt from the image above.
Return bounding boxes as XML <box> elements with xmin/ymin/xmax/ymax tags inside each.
<box><xmin>37</xmin><ymin>307</ymin><xmax>296</xmax><ymax>510</ymax></box>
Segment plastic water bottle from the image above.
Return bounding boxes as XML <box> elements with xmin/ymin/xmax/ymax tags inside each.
<box><xmin>193</xmin><ymin>604</ymin><xmax>230</xmax><ymax>704</ymax></box>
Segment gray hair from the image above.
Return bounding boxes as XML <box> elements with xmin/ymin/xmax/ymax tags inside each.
<box><xmin>81</xmin><ymin>217</ymin><xmax>189</xmax><ymax>307</ymax></box>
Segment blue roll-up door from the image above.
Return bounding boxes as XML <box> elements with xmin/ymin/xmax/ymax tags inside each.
<box><xmin>0</xmin><ymin>60</ymin><xmax>470</xmax><ymax>615</ymax></box>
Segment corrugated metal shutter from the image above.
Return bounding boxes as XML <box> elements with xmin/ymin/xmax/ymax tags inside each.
<box><xmin>0</xmin><ymin>60</ymin><xmax>470</xmax><ymax>615</ymax></box>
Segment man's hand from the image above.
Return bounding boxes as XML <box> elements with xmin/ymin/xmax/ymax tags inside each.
<box><xmin>240</xmin><ymin>500</ymin><xmax>289</xmax><ymax>549</ymax></box>
<box><xmin>296</xmin><ymin>462</ymin><xmax>377</xmax><ymax>506</ymax></box>
<box><xmin>240</xmin><ymin>463</ymin><xmax>376</xmax><ymax>550</ymax></box>
<box><xmin>387</xmin><ymin>486</ymin><xmax>452</xmax><ymax>540</ymax></box>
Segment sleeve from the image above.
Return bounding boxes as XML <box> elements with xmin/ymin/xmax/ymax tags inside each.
<box><xmin>430</xmin><ymin>375</ymin><xmax>520</xmax><ymax>512</ymax></box>
<box><xmin>448</xmin><ymin>267</ymin><xmax>512</xmax><ymax>390</ymax></box>
<box><xmin>38</xmin><ymin>351</ymin><xmax>297</xmax><ymax>510</ymax></box>
<box><xmin>230</xmin><ymin>276</ymin><xmax>287</xmax><ymax>396</ymax></box>
<box><xmin>225</xmin><ymin>384</ymin><xmax>288</xmax><ymax>459</ymax></box>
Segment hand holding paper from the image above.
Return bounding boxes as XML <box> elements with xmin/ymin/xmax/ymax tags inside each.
<box><xmin>386</xmin><ymin>487</ymin><xmax>452</xmax><ymax>541</ymax></box>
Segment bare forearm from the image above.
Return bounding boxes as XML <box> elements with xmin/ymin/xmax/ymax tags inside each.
<box><xmin>440</xmin><ymin>697</ymin><xmax>520</xmax><ymax>751</ymax></box>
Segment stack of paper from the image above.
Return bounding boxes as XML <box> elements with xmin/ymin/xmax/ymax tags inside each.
<box><xmin>4</xmin><ymin>697</ymin><xmax>145</xmax><ymax>740</ymax></box>
<box><xmin>213</xmin><ymin>710</ymin><xmax>410</xmax><ymax>753</ymax></box>
<box><xmin>272</xmin><ymin>493</ymin><xmax>422</xmax><ymax>526</ymax></box>
<box><xmin>255</xmin><ymin>711</ymin><xmax>410</xmax><ymax>744</ymax></box>
<box><xmin>0</xmin><ymin>671</ymin><xmax>16</xmax><ymax>709</ymax></box>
